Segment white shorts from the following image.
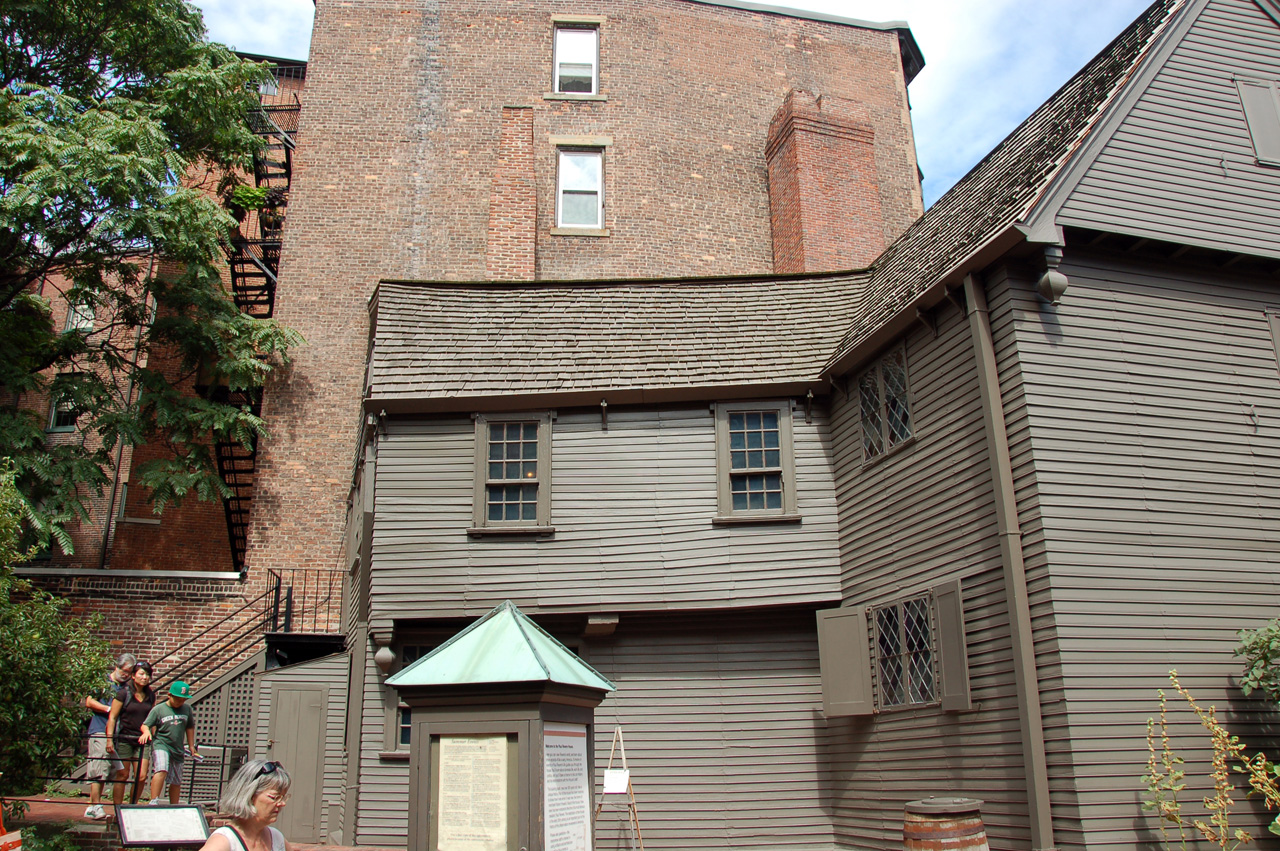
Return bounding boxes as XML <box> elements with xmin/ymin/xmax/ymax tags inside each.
<box><xmin>86</xmin><ymin>733</ymin><xmax>123</xmax><ymax>781</ymax></box>
<box><xmin>151</xmin><ymin>749</ymin><xmax>184</xmax><ymax>788</ymax></box>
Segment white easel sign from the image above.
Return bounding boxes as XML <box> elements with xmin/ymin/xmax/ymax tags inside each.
<box><xmin>602</xmin><ymin>769</ymin><xmax>630</xmax><ymax>795</ymax></box>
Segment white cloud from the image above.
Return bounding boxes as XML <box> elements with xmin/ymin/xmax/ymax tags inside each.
<box><xmin>194</xmin><ymin>0</ymin><xmax>313</xmax><ymax>61</ymax></box>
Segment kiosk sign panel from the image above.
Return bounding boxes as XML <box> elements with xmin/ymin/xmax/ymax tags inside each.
<box><xmin>438</xmin><ymin>735</ymin><xmax>508</xmax><ymax>851</ymax></box>
<box><xmin>117</xmin><ymin>805</ymin><xmax>210</xmax><ymax>847</ymax></box>
<box><xmin>543</xmin><ymin>723</ymin><xmax>591</xmax><ymax>851</ymax></box>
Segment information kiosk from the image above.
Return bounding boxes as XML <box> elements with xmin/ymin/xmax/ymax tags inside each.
<box><xmin>387</xmin><ymin>601</ymin><xmax>616</xmax><ymax>851</ymax></box>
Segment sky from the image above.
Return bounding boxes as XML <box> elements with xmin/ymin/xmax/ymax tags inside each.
<box><xmin>192</xmin><ymin>0</ymin><xmax>1153</xmax><ymax>206</ymax></box>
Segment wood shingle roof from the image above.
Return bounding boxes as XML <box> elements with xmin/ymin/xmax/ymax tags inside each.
<box><xmin>369</xmin><ymin>273</ymin><xmax>866</xmax><ymax>406</ymax></box>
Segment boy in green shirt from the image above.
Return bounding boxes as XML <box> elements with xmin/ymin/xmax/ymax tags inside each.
<box><xmin>140</xmin><ymin>681</ymin><xmax>199</xmax><ymax>804</ymax></box>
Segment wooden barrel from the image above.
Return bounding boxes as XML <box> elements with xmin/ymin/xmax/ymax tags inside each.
<box><xmin>902</xmin><ymin>797</ymin><xmax>990</xmax><ymax>851</ymax></box>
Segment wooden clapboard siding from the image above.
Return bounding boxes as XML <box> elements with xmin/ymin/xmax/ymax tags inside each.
<box><xmin>985</xmin><ymin>267</ymin><xmax>1081</xmax><ymax>847</ymax></box>
<box><xmin>369</xmin><ymin>406</ymin><xmax>841</xmax><ymax>629</ymax></box>
<box><xmin>353</xmin><ymin>636</ymin><xmax>408</xmax><ymax>847</ymax></box>
<box><xmin>254</xmin><ymin>653</ymin><xmax>349</xmax><ymax>843</ymax></box>
<box><xmin>351</xmin><ymin>610</ymin><xmax>834</xmax><ymax>850</ymax></box>
<box><xmin>1058</xmin><ymin>0</ymin><xmax>1280</xmax><ymax>259</ymax></box>
<box><xmin>590</xmin><ymin>611</ymin><xmax>833</xmax><ymax>851</ymax></box>
<box><xmin>826</xmin><ymin>299</ymin><xmax>1032</xmax><ymax>849</ymax></box>
<box><xmin>1000</xmin><ymin>249</ymin><xmax>1280</xmax><ymax>849</ymax></box>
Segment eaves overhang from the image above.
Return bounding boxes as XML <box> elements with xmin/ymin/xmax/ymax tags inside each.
<box><xmin>680</xmin><ymin>0</ymin><xmax>924</xmax><ymax>83</ymax></box>
<box><xmin>822</xmin><ymin>224</ymin><xmax>1029</xmax><ymax>380</ymax></box>
<box><xmin>365</xmin><ymin>379</ymin><xmax>830</xmax><ymax>417</ymax></box>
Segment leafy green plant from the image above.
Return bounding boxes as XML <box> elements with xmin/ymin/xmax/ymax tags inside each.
<box><xmin>21</xmin><ymin>828</ymin><xmax>82</xmax><ymax>851</ymax></box>
<box><xmin>1144</xmin><ymin>670</ymin><xmax>1280</xmax><ymax>850</ymax></box>
<box><xmin>1</xmin><ymin>463</ymin><xmax>111</xmax><ymax>820</ymax></box>
<box><xmin>1236</xmin><ymin>620</ymin><xmax>1280</xmax><ymax>706</ymax></box>
<box><xmin>228</xmin><ymin>184</ymin><xmax>269</xmax><ymax>212</ymax></box>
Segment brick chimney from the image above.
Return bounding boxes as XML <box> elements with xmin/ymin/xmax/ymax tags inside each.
<box><xmin>765</xmin><ymin>90</ymin><xmax>886</xmax><ymax>274</ymax></box>
<box><xmin>486</xmin><ymin>106</ymin><xmax>536</xmax><ymax>281</ymax></box>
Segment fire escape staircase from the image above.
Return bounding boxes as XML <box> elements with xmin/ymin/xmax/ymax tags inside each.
<box><xmin>215</xmin><ymin>76</ymin><xmax>302</xmax><ymax>573</ymax></box>
<box><xmin>211</xmin><ymin>387</ymin><xmax>261</xmax><ymax>573</ymax></box>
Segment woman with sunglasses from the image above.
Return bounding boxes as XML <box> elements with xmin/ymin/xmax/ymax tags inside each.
<box><xmin>200</xmin><ymin>759</ymin><xmax>294</xmax><ymax>851</ymax></box>
<box><xmin>105</xmin><ymin>660</ymin><xmax>156</xmax><ymax>808</ymax></box>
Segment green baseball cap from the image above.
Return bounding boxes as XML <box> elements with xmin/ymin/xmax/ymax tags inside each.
<box><xmin>169</xmin><ymin>681</ymin><xmax>192</xmax><ymax>698</ymax></box>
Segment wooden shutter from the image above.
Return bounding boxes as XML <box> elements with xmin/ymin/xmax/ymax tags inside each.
<box><xmin>935</xmin><ymin>580</ymin><xmax>972</xmax><ymax>712</ymax></box>
<box><xmin>816</xmin><ymin>607</ymin><xmax>873</xmax><ymax>717</ymax></box>
<box><xmin>1237</xmin><ymin>78</ymin><xmax>1280</xmax><ymax>165</ymax></box>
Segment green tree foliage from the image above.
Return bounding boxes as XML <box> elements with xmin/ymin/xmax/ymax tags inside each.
<box><xmin>0</xmin><ymin>0</ymin><xmax>302</xmax><ymax>552</ymax></box>
<box><xmin>1237</xmin><ymin>619</ymin><xmax>1280</xmax><ymax>707</ymax></box>
<box><xmin>0</xmin><ymin>463</ymin><xmax>110</xmax><ymax>815</ymax></box>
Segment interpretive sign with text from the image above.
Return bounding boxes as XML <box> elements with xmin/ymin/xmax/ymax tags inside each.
<box><xmin>117</xmin><ymin>805</ymin><xmax>210</xmax><ymax>847</ymax></box>
<box><xmin>543</xmin><ymin>723</ymin><xmax>591</xmax><ymax>851</ymax></box>
<box><xmin>438</xmin><ymin>735</ymin><xmax>509</xmax><ymax>851</ymax></box>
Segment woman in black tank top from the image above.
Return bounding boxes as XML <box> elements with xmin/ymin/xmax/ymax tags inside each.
<box><xmin>106</xmin><ymin>661</ymin><xmax>156</xmax><ymax>805</ymax></box>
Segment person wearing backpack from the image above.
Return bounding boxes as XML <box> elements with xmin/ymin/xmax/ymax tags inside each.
<box><xmin>105</xmin><ymin>660</ymin><xmax>156</xmax><ymax>809</ymax></box>
<box><xmin>82</xmin><ymin>653</ymin><xmax>135</xmax><ymax>820</ymax></box>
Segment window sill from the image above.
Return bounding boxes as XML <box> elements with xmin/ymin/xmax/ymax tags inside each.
<box><xmin>550</xmin><ymin>227</ymin><xmax>610</xmax><ymax>237</ymax></box>
<box><xmin>120</xmin><ymin>516</ymin><xmax>161</xmax><ymax>526</ymax></box>
<box><xmin>861</xmin><ymin>435</ymin><xmax>917</xmax><ymax>470</ymax></box>
<box><xmin>712</xmin><ymin>513</ymin><xmax>802</xmax><ymax>527</ymax></box>
<box><xmin>467</xmin><ymin>526</ymin><xmax>556</xmax><ymax>538</ymax></box>
<box><xmin>378</xmin><ymin>751</ymin><xmax>411</xmax><ymax>762</ymax></box>
<box><xmin>544</xmin><ymin>93</ymin><xmax>607</xmax><ymax>102</ymax></box>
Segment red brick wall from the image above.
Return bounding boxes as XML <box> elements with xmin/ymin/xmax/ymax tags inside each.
<box><xmin>766</xmin><ymin>90</ymin><xmax>887</xmax><ymax>273</ymax></box>
<box><xmin>250</xmin><ymin>0</ymin><xmax>923</xmax><ymax>579</ymax></box>
<box><xmin>31</xmin><ymin>572</ymin><xmax>253</xmax><ymax>680</ymax></box>
<box><xmin>486</xmin><ymin>106</ymin><xmax>537</xmax><ymax>280</ymax></box>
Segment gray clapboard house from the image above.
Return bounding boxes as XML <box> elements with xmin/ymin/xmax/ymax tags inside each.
<box><xmin>258</xmin><ymin>0</ymin><xmax>1280</xmax><ymax>848</ymax></box>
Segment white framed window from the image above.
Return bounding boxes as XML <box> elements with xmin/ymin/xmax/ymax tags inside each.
<box><xmin>554</xmin><ymin>25</ymin><xmax>598</xmax><ymax>95</ymax></box>
<box><xmin>873</xmin><ymin>594</ymin><xmax>936</xmax><ymax>709</ymax></box>
<box><xmin>714</xmin><ymin>401</ymin><xmax>797</xmax><ymax>519</ymax></box>
<box><xmin>64</xmin><ymin>300</ymin><xmax>94</xmax><ymax>333</ymax></box>
<box><xmin>557</xmin><ymin>150</ymin><xmax>603</xmax><ymax>229</ymax></box>
<box><xmin>859</xmin><ymin>344</ymin><xmax>913</xmax><ymax>461</ymax></box>
<box><xmin>473</xmin><ymin>413</ymin><xmax>552</xmax><ymax>529</ymax></box>
<box><xmin>48</xmin><ymin>390</ymin><xmax>78</xmax><ymax>432</ymax></box>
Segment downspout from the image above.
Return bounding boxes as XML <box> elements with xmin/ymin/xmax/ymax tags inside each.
<box><xmin>963</xmin><ymin>273</ymin><xmax>1054</xmax><ymax>850</ymax></box>
<box><xmin>100</xmin><ymin>254</ymin><xmax>158</xmax><ymax>568</ymax></box>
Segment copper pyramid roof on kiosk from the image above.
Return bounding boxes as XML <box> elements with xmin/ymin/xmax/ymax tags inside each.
<box><xmin>386</xmin><ymin>600</ymin><xmax>616</xmax><ymax>692</ymax></box>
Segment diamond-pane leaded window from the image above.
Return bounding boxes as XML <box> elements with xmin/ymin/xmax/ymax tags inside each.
<box><xmin>860</xmin><ymin>345</ymin><xmax>913</xmax><ymax>461</ymax></box>
<box><xmin>874</xmin><ymin>594</ymin><xmax>936</xmax><ymax>708</ymax></box>
<box><xmin>474</xmin><ymin>414</ymin><xmax>552</xmax><ymax>529</ymax></box>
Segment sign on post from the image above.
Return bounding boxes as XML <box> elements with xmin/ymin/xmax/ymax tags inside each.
<box><xmin>117</xmin><ymin>805</ymin><xmax>210</xmax><ymax>848</ymax></box>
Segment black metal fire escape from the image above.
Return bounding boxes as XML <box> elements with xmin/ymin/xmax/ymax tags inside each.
<box><xmin>216</xmin><ymin>64</ymin><xmax>303</xmax><ymax>573</ymax></box>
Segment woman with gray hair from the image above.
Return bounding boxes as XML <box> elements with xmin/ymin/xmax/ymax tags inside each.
<box><xmin>199</xmin><ymin>759</ymin><xmax>294</xmax><ymax>851</ymax></box>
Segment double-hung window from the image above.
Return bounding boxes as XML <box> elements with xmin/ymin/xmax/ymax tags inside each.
<box><xmin>557</xmin><ymin>150</ymin><xmax>603</xmax><ymax>229</ymax></box>
<box><xmin>473</xmin><ymin>413</ymin><xmax>552</xmax><ymax>530</ymax></box>
<box><xmin>554</xmin><ymin>25</ymin><xmax>598</xmax><ymax>94</ymax></box>
<box><xmin>859</xmin><ymin>345</ymin><xmax>913</xmax><ymax>461</ymax></box>
<box><xmin>714</xmin><ymin>401</ymin><xmax>797</xmax><ymax>520</ymax></box>
<box><xmin>65</xmin><ymin>301</ymin><xmax>94</xmax><ymax>333</ymax></box>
